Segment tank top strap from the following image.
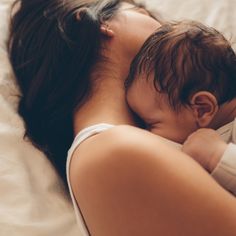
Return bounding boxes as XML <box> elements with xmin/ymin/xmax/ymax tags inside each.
<box><xmin>66</xmin><ymin>123</ymin><xmax>115</xmax><ymax>236</ymax></box>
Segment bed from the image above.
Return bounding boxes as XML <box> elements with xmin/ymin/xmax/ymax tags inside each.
<box><xmin>0</xmin><ymin>0</ymin><xmax>235</xmax><ymax>235</ymax></box>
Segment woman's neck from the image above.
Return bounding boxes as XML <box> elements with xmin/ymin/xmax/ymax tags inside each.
<box><xmin>73</xmin><ymin>35</ymin><xmax>139</xmax><ymax>135</ymax></box>
<box><xmin>73</xmin><ymin>65</ymin><xmax>136</xmax><ymax>135</ymax></box>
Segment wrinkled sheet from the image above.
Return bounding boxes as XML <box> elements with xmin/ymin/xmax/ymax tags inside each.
<box><xmin>0</xmin><ymin>0</ymin><xmax>235</xmax><ymax>235</ymax></box>
<box><xmin>147</xmin><ymin>0</ymin><xmax>236</xmax><ymax>50</ymax></box>
<box><xmin>0</xmin><ymin>1</ymin><xmax>80</xmax><ymax>236</ymax></box>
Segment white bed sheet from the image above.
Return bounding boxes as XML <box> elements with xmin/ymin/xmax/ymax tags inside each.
<box><xmin>147</xmin><ymin>0</ymin><xmax>236</xmax><ymax>50</ymax></box>
<box><xmin>0</xmin><ymin>0</ymin><xmax>235</xmax><ymax>236</ymax></box>
<box><xmin>0</xmin><ymin>1</ymin><xmax>80</xmax><ymax>236</ymax></box>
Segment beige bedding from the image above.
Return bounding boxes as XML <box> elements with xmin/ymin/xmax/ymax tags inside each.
<box><xmin>0</xmin><ymin>0</ymin><xmax>235</xmax><ymax>235</ymax></box>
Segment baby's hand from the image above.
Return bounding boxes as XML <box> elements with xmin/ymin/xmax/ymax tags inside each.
<box><xmin>182</xmin><ymin>129</ymin><xmax>228</xmax><ymax>172</ymax></box>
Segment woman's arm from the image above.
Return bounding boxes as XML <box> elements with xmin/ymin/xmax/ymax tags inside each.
<box><xmin>70</xmin><ymin>125</ymin><xmax>236</xmax><ymax>236</ymax></box>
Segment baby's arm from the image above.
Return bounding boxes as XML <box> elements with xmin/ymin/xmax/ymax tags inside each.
<box><xmin>182</xmin><ymin>129</ymin><xmax>236</xmax><ymax>195</ymax></box>
<box><xmin>211</xmin><ymin>143</ymin><xmax>236</xmax><ymax>195</ymax></box>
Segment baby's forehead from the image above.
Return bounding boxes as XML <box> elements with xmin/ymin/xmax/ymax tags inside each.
<box><xmin>126</xmin><ymin>76</ymin><xmax>164</xmax><ymax>109</ymax></box>
<box><xmin>127</xmin><ymin>73</ymin><xmax>154</xmax><ymax>96</ymax></box>
<box><xmin>129</xmin><ymin>70</ymin><xmax>161</xmax><ymax>93</ymax></box>
<box><xmin>127</xmin><ymin>70</ymin><xmax>154</xmax><ymax>90</ymax></box>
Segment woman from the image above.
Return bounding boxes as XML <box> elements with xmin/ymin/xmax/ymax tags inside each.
<box><xmin>8</xmin><ymin>0</ymin><xmax>236</xmax><ymax>235</ymax></box>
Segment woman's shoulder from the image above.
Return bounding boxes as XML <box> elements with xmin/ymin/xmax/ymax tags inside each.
<box><xmin>70</xmin><ymin>125</ymin><xmax>162</xmax><ymax>167</ymax></box>
<box><xmin>70</xmin><ymin>126</ymin><xmax>224</xmax><ymax>236</ymax></box>
<box><xmin>69</xmin><ymin>125</ymin><xmax>173</xmax><ymax>234</ymax></box>
<box><xmin>69</xmin><ymin>124</ymin><xmax>180</xmax><ymax>199</ymax></box>
<box><xmin>69</xmin><ymin>125</ymin><xmax>233</xmax><ymax>235</ymax></box>
<box><xmin>69</xmin><ymin>124</ymin><xmax>178</xmax><ymax>180</ymax></box>
<box><xmin>69</xmin><ymin>124</ymin><xmax>163</xmax><ymax>193</ymax></box>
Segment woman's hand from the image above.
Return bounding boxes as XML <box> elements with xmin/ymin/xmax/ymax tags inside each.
<box><xmin>182</xmin><ymin>128</ymin><xmax>228</xmax><ymax>172</ymax></box>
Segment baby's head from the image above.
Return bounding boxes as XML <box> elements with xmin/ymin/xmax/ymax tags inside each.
<box><xmin>126</xmin><ymin>21</ymin><xmax>236</xmax><ymax>143</ymax></box>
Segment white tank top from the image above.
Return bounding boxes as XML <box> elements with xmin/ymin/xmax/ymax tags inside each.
<box><xmin>66</xmin><ymin>123</ymin><xmax>115</xmax><ymax>236</ymax></box>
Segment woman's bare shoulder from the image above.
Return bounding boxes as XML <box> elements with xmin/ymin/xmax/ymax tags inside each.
<box><xmin>69</xmin><ymin>125</ymin><xmax>154</xmax><ymax>181</ymax></box>
<box><xmin>70</xmin><ymin>124</ymin><xmax>173</xmax><ymax>172</ymax></box>
<box><xmin>71</xmin><ymin>125</ymin><xmax>156</xmax><ymax>159</ymax></box>
<box><xmin>70</xmin><ymin>126</ymin><xmax>191</xmax><ymax>231</ymax></box>
<box><xmin>69</xmin><ymin>125</ymin><xmax>176</xmax><ymax>234</ymax></box>
<box><xmin>69</xmin><ymin>124</ymin><xmax>183</xmax><ymax>194</ymax></box>
<box><xmin>69</xmin><ymin>125</ymin><xmax>236</xmax><ymax>236</ymax></box>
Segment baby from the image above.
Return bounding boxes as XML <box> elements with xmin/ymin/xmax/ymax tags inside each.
<box><xmin>125</xmin><ymin>21</ymin><xmax>236</xmax><ymax>195</ymax></box>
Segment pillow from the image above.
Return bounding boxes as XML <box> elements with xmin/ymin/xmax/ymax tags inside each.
<box><xmin>146</xmin><ymin>0</ymin><xmax>236</xmax><ymax>50</ymax></box>
<box><xmin>0</xmin><ymin>1</ymin><xmax>81</xmax><ymax>236</ymax></box>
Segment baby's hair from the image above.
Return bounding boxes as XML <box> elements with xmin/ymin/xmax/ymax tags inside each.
<box><xmin>126</xmin><ymin>21</ymin><xmax>236</xmax><ymax>110</ymax></box>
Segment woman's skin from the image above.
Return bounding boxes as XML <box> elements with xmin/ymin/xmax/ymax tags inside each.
<box><xmin>69</xmin><ymin>3</ymin><xmax>236</xmax><ymax>236</ymax></box>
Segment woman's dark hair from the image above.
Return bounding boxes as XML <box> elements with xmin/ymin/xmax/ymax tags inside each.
<box><xmin>126</xmin><ymin>21</ymin><xmax>236</xmax><ymax>110</ymax></box>
<box><xmin>8</xmin><ymin>0</ymin><xmax>142</xmax><ymax>184</ymax></box>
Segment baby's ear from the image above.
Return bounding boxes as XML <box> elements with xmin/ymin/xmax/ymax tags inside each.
<box><xmin>190</xmin><ymin>91</ymin><xmax>218</xmax><ymax>128</ymax></box>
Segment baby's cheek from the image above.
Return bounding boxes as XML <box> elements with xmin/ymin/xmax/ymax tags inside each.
<box><xmin>148</xmin><ymin>126</ymin><xmax>163</xmax><ymax>136</ymax></box>
<box><xmin>149</xmin><ymin>126</ymin><xmax>184</xmax><ymax>143</ymax></box>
